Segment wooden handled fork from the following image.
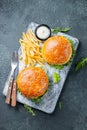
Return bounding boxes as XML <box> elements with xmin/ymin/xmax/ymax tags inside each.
<box><xmin>5</xmin><ymin>51</ymin><xmax>18</xmax><ymax>106</ymax></box>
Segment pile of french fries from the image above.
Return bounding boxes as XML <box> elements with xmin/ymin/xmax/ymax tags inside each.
<box><xmin>19</xmin><ymin>29</ymin><xmax>44</xmax><ymax>66</ymax></box>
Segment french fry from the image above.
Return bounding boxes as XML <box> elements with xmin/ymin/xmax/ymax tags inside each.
<box><xmin>19</xmin><ymin>29</ymin><xmax>44</xmax><ymax>66</ymax></box>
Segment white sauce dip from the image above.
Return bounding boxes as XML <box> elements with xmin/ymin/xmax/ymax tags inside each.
<box><xmin>36</xmin><ymin>26</ymin><xmax>50</xmax><ymax>39</ymax></box>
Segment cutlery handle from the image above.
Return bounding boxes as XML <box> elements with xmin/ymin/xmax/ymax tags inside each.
<box><xmin>11</xmin><ymin>80</ymin><xmax>17</xmax><ymax>107</ymax></box>
<box><xmin>5</xmin><ymin>76</ymin><xmax>13</xmax><ymax>104</ymax></box>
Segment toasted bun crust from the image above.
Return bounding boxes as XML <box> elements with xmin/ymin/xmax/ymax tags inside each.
<box><xmin>42</xmin><ymin>36</ymin><xmax>72</xmax><ymax>65</ymax></box>
<box><xmin>17</xmin><ymin>67</ymin><xmax>48</xmax><ymax>99</ymax></box>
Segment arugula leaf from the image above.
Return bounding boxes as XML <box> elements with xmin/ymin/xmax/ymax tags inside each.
<box><xmin>65</xmin><ymin>59</ymin><xmax>72</xmax><ymax>66</ymax></box>
<box><xmin>69</xmin><ymin>39</ymin><xmax>74</xmax><ymax>46</ymax></box>
<box><xmin>24</xmin><ymin>104</ymin><xmax>35</xmax><ymax>116</ymax></box>
<box><xmin>17</xmin><ymin>88</ymin><xmax>22</xmax><ymax>95</ymax></box>
<box><xmin>52</xmin><ymin>27</ymin><xmax>71</xmax><ymax>34</ymax></box>
<box><xmin>58</xmin><ymin>101</ymin><xmax>62</xmax><ymax>110</ymax></box>
<box><xmin>17</xmin><ymin>88</ymin><xmax>20</xmax><ymax>92</ymax></box>
<box><xmin>50</xmin><ymin>62</ymin><xmax>71</xmax><ymax>70</ymax></box>
<box><xmin>53</xmin><ymin>72</ymin><xmax>61</xmax><ymax>83</ymax></box>
<box><xmin>50</xmin><ymin>64</ymin><xmax>64</xmax><ymax>70</ymax></box>
<box><xmin>31</xmin><ymin>97</ymin><xmax>42</xmax><ymax>103</ymax></box>
<box><xmin>68</xmin><ymin>39</ymin><xmax>76</xmax><ymax>57</ymax></box>
<box><xmin>46</xmin><ymin>74</ymin><xmax>50</xmax><ymax>79</ymax></box>
<box><xmin>48</xmin><ymin>82</ymin><xmax>51</xmax><ymax>86</ymax></box>
<box><xmin>50</xmin><ymin>59</ymin><xmax>72</xmax><ymax>69</ymax></box>
<box><xmin>75</xmin><ymin>58</ymin><xmax>87</xmax><ymax>71</ymax></box>
<box><xmin>52</xmin><ymin>27</ymin><xmax>61</xmax><ymax>34</ymax></box>
<box><xmin>61</xmin><ymin>27</ymin><xmax>72</xmax><ymax>32</ymax></box>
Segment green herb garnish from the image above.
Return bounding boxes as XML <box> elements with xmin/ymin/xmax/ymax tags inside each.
<box><xmin>52</xmin><ymin>27</ymin><xmax>61</xmax><ymax>34</ymax></box>
<box><xmin>53</xmin><ymin>72</ymin><xmax>61</xmax><ymax>83</ymax></box>
<box><xmin>17</xmin><ymin>88</ymin><xmax>22</xmax><ymax>94</ymax></box>
<box><xmin>47</xmin><ymin>74</ymin><xmax>50</xmax><ymax>79</ymax></box>
<box><xmin>50</xmin><ymin>62</ymin><xmax>71</xmax><ymax>70</ymax></box>
<box><xmin>65</xmin><ymin>59</ymin><xmax>72</xmax><ymax>66</ymax></box>
<box><xmin>17</xmin><ymin>88</ymin><xmax>20</xmax><ymax>92</ymax></box>
<box><xmin>50</xmin><ymin>64</ymin><xmax>64</xmax><ymax>70</ymax></box>
<box><xmin>58</xmin><ymin>101</ymin><xmax>62</xmax><ymax>110</ymax></box>
<box><xmin>48</xmin><ymin>82</ymin><xmax>51</xmax><ymax>86</ymax></box>
<box><xmin>31</xmin><ymin>96</ymin><xmax>42</xmax><ymax>103</ymax></box>
<box><xmin>50</xmin><ymin>60</ymin><xmax>72</xmax><ymax>69</ymax></box>
<box><xmin>52</xmin><ymin>27</ymin><xmax>71</xmax><ymax>34</ymax></box>
<box><xmin>24</xmin><ymin>104</ymin><xmax>35</xmax><ymax>116</ymax></box>
<box><xmin>69</xmin><ymin>39</ymin><xmax>74</xmax><ymax>46</ymax></box>
<box><xmin>75</xmin><ymin>58</ymin><xmax>87</xmax><ymax>71</ymax></box>
<box><xmin>68</xmin><ymin>39</ymin><xmax>76</xmax><ymax>57</ymax></box>
<box><xmin>61</xmin><ymin>27</ymin><xmax>72</xmax><ymax>32</ymax></box>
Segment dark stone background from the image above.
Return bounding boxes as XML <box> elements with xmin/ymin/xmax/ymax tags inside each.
<box><xmin>0</xmin><ymin>0</ymin><xmax>87</xmax><ymax>130</ymax></box>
